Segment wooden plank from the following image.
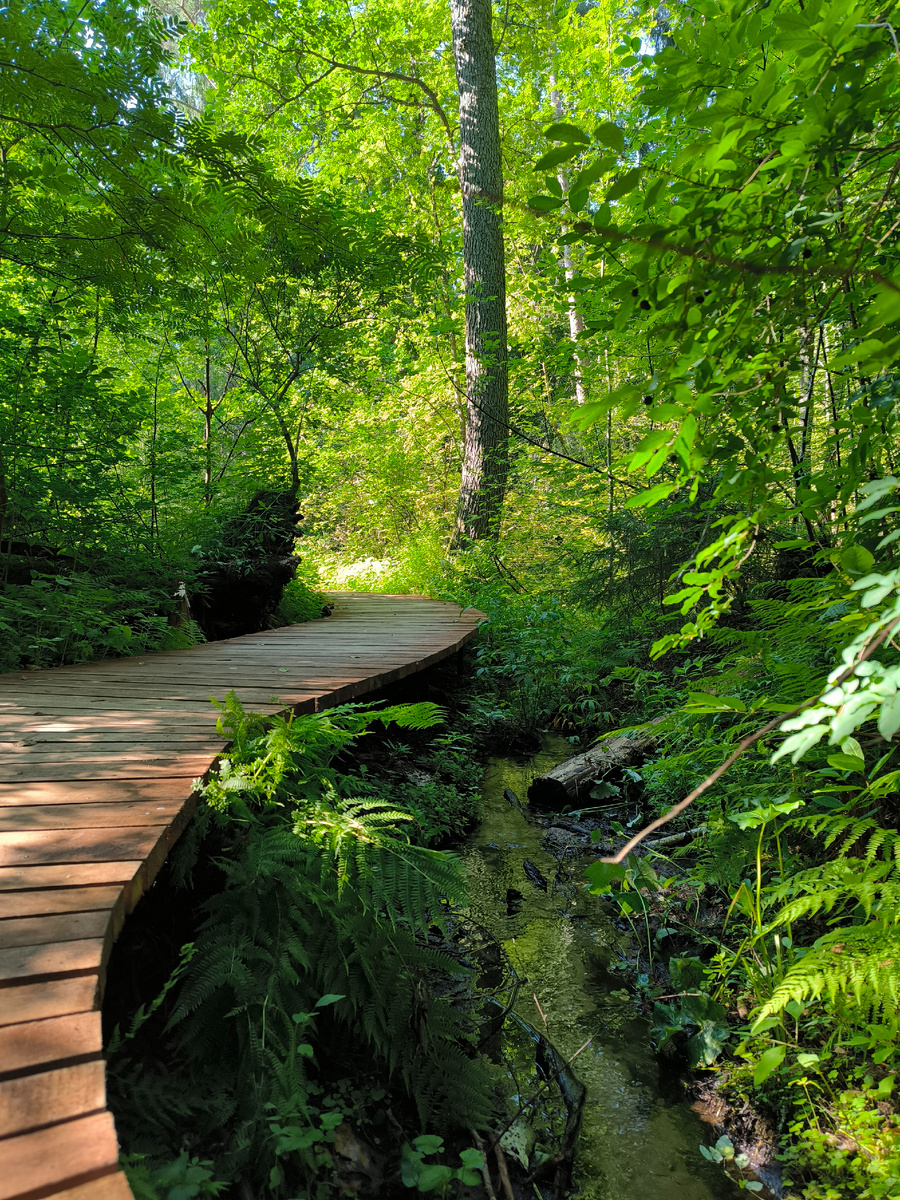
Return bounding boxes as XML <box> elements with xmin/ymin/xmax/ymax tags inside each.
<box><xmin>0</xmin><ymin>886</ymin><xmax>122</xmax><ymax>919</ymax></box>
<box><xmin>0</xmin><ymin>911</ymin><xmax>109</xmax><ymax>949</ymax></box>
<box><xmin>0</xmin><ymin>758</ymin><xmax>213</xmax><ymax>783</ymax></box>
<box><xmin>0</xmin><ymin>715</ymin><xmax>221</xmax><ymax>731</ymax></box>
<box><xmin>0</xmin><ymin>1110</ymin><xmax>120</xmax><ymax>1200</ymax></box>
<box><xmin>42</xmin><ymin>1172</ymin><xmax>134</xmax><ymax>1200</ymax></box>
<box><xmin>0</xmin><ymin>1011</ymin><xmax>101</xmax><ymax>1077</ymax></box>
<box><xmin>0</xmin><ymin>976</ymin><xmax>98</xmax><ymax>1027</ymax></box>
<box><xmin>0</xmin><ymin>801</ymin><xmax>184</xmax><ymax>830</ymax></box>
<box><xmin>4</xmin><ymin>733</ymin><xmax>224</xmax><ymax>748</ymax></box>
<box><xmin>0</xmin><ymin>750</ymin><xmax>214</xmax><ymax>768</ymax></box>
<box><xmin>0</xmin><ymin>1059</ymin><xmax>106</xmax><ymax>1138</ymax></box>
<box><xmin>0</xmin><ymin>780</ymin><xmax>195</xmax><ymax>808</ymax></box>
<box><xmin>0</xmin><ymin>937</ymin><xmax>105</xmax><ymax>984</ymax></box>
<box><xmin>0</xmin><ymin>828</ymin><xmax>165</xmax><ymax>868</ymax></box>
<box><xmin>0</xmin><ymin>862</ymin><xmax>141</xmax><ymax>891</ymax></box>
<box><xmin>0</xmin><ymin>682</ymin><xmax>320</xmax><ymax>701</ymax></box>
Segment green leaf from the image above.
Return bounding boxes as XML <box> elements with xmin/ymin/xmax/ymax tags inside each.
<box><xmin>534</xmin><ymin>145</ymin><xmax>583</xmax><ymax>171</ymax></box>
<box><xmin>459</xmin><ymin>1149</ymin><xmax>485</xmax><ymax>1169</ymax></box>
<box><xmin>771</xmin><ymin>725</ymin><xmax>829</xmax><ymax>764</ymax></box>
<box><xmin>629</xmin><ymin>429</ymin><xmax>670</xmax><ymax>470</ymax></box>
<box><xmin>416</xmin><ymin>1163</ymin><xmax>454</xmax><ymax>1191</ymax></box>
<box><xmin>878</xmin><ymin>693</ymin><xmax>900</xmax><ymax>741</ymax></box>
<box><xmin>569</xmin><ymin>157</ymin><xmax>616</xmax><ymax>190</ymax></box>
<box><xmin>840</xmin><ymin>545</ymin><xmax>875</xmax><ymax>576</ymax></box>
<box><xmin>687</xmin><ymin>1020</ymin><xmax>730</xmax><ymax>1066</ymax></box>
<box><xmin>315</xmin><ymin>993</ymin><xmax>346</xmax><ymax>1007</ymax></box>
<box><xmin>569</xmin><ymin>187</ymin><xmax>590</xmax><ymax>212</ymax></box>
<box><xmin>826</xmin><ymin>753</ymin><xmax>865</xmax><ymax>774</ymax></box>
<box><xmin>753</xmin><ymin>1044</ymin><xmax>786</xmax><ymax>1085</ymax></box>
<box><xmin>593</xmin><ymin>121</ymin><xmax>625</xmax><ymax>152</ymax></box>
<box><xmin>528</xmin><ymin>194</ymin><xmax>566</xmax><ymax>211</ymax></box>
<box><xmin>606</xmin><ymin>167</ymin><xmax>643</xmax><ymax>202</ymax></box>
<box><xmin>670</xmin><ymin>955</ymin><xmax>706</xmax><ymax>990</ymax></box>
<box><xmin>685</xmin><ymin>692</ymin><xmax>747</xmax><ymax>713</ymax></box>
<box><xmin>624</xmin><ymin>482</ymin><xmax>677</xmax><ymax>508</ymax></box>
<box><xmin>413</xmin><ymin>1134</ymin><xmax>444</xmax><ymax>1154</ymax></box>
<box><xmin>584</xmin><ymin>860</ymin><xmax>627</xmax><ymax>893</ymax></box>
<box><xmin>729</xmin><ymin>797</ymin><xmax>803</xmax><ymax>829</ymax></box>
<box><xmin>543</xmin><ymin>122</ymin><xmax>591</xmax><ymax>144</ymax></box>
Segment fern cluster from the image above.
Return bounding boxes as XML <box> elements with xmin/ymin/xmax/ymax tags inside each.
<box><xmin>108</xmin><ymin>695</ymin><xmax>495</xmax><ymax>1196</ymax></box>
<box><xmin>753</xmin><ymin>813</ymin><xmax>900</xmax><ymax>1021</ymax></box>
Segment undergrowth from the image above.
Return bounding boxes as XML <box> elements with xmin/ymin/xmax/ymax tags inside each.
<box><xmin>315</xmin><ymin>522</ymin><xmax>900</xmax><ymax>1199</ymax></box>
<box><xmin>0</xmin><ymin>571</ymin><xmax>206</xmax><ymax>671</ymax></box>
<box><xmin>107</xmin><ymin>695</ymin><xmax>494</xmax><ymax>1199</ymax></box>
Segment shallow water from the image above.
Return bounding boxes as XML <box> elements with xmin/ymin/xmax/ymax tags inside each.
<box><xmin>461</xmin><ymin>739</ymin><xmax>739</xmax><ymax>1200</ymax></box>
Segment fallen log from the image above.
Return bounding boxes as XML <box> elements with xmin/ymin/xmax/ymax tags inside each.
<box><xmin>528</xmin><ymin>720</ymin><xmax>664</xmax><ymax>809</ymax></box>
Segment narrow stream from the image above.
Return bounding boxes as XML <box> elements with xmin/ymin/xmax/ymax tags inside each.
<box><xmin>461</xmin><ymin>739</ymin><xmax>740</xmax><ymax>1200</ymax></box>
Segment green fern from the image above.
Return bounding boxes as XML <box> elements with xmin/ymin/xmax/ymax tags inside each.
<box><xmin>792</xmin><ymin>813</ymin><xmax>900</xmax><ymax>867</ymax></box>
<box><xmin>202</xmin><ymin>693</ymin><xmax>444</xmax><ymax>805</ymax></box>
<box><xmin>754</xmin><ymin>811</ymin><xmax>900</xmax><ymax>1022</ymax></box>
<box><xmin>296</xmin><ymin>787</ymin><xmax>466</xmax><ymax>918</ymax></box>
<box><xmin>116</xmin><ymin>695</ymin><xmax>495</xmax><ymax>1188</ymax></box>
<box><xmin>755</xmin><ymin>923</ymin><xmax>900</xmax><ymax>1020</ymax></box>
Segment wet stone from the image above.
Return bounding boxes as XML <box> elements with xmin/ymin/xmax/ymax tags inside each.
<box><xmin>544</xmin><ymin>826</ymin><xmax>585</xmax><ymax>852</ymax></box>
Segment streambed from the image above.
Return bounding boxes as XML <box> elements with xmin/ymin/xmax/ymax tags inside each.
<box><xmin>461</xmin><ymin>738</ymin><xmax>740</xmax><ymax>1200</ymax></box>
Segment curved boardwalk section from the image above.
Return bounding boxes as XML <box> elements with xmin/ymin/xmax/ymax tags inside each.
<box><xmin>0</xmin><ymin>592</ymin><xmax>483</xmax><ymax>1199</ymax></box>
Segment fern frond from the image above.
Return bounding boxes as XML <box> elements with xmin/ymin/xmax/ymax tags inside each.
<box><xmin>756</xmin><ymin>923</ymin><xmax>900</xmax><ymax>1019</ymax></box>
<box><xmin>790</xmin><ymin>813</ymin><xmax>900</xmax><ymax>867</ymax></box>
<box><xmin>371</xmin><ymin>702</ymin><xmax>445</xmax><ymax>730</ymax></box>
<box><xmin>767</xmin><ymin>859</ymin><xmax>898</xmax><ymax>926</ymax></box>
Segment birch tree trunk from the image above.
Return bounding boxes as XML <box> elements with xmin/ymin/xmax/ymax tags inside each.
<box><xmin>551</xmin><ymin>80</ymin><xmax>588</xmax><ymax>406</ymax></box>
<box><xmin>450</xmin><ymin>0</ymin><xmax>508</xmax><ymax>542</ymax></box>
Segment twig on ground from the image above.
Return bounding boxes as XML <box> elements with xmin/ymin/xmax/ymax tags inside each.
<box><xmin>470</xmin><ymin>1129</ymin><xmax>497</xmax><ymax>1200</ymax></box>
<box><xmin>494</xmin><ymin>1143</ymin><xmax>516</xmax><ymax>1200</ymax></box>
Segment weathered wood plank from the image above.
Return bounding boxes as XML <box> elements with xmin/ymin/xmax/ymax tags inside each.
<box><xmin>0</xmin><ymin>911</ymin><xmax>109</xmax><ymax>948</ymax></box>
<box><xmin>0</xmin><ymin>1059</ymin><xmax>106</xmax><ymax>1138</ymax></box>
<box><xmin>0</xmin><ymin>801</ymin><xmax>183</xmax><ymax>830</ymax></box>
<box><xmin>0</xmin><ymin>862</ymin><xmax>142</xmax><ymax>890</ymax></box>
<box><xmin>0</xmin><ymin>758</ymin><xmax>213</xmax><ymax>782</ymax></box>
<box><xmin>0</xmin><ymin>827</ymin><xmax>166</xmax><ymax>867</ymax></box>
<box><xmin>0</xmin><ymin>885</ymin><xmax>122</xmax><ymax>918</ymax></box>
<box><xmin>0</xmin><ymin>975</ymin><xmax>98</xmax><ymax>1026</ymax></box>
<box><xmin>42</xmin><ymin>1173</ymin><xmax>134</xmax><ymax>1200</ymax></box>
<box><xmin>0</xmin><ymin>937</ymin><xmax>105</xmax><ymax>984</ymax></box>
<box><xmin>0</xmin><ymin>1110</ymin><xmax>120</xmax><ymax>1200</ymax></box>
<box><xmin>0</xmin><ymin>1011</ymin><xmax>101</xmax><ymax>1076</ymax></box>
<box><xmin>0</xmin><ymin>780</ymin><xmax>194</xmax><ymax>808</ymax></box>
<box><xmin>0</xmin><ymin>593</ymin><xmax>484</xmax><ymax>1200</ymax></box>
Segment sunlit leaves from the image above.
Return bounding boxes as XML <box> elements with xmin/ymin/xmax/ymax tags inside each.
<box><xmin>542</xmin><ymin>122</ymin><xmax>591</xmax><ymax>144</ymax></box>
<box><xmin>533</xmin><ymin>144</ymin><xmax>583</xmax><ymax>171</ymax></box>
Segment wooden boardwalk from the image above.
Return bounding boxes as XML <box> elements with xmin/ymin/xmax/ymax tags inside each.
<box><xmin>0</xmin><ymin>592</ymin><xmax>484</xmax><ymax>1200</ymax></box>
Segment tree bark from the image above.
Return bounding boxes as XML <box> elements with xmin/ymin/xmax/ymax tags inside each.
<box><xmin>450</xmin><ymin>0</ymin><xmax>508</xmax><ymax>543</ymax></box>
<box><xmin>528</xmin><ymin>721</ymin><xmax>664</xmax><ymax>809</ymax></box>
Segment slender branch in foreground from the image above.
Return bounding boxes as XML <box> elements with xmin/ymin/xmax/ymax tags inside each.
<box><xmin>486</xmin><ymin>1037</ymin><xmax>591</xmax><ymax>1155</ymax></box>
<box><xmin>602</xmin><ymin>613</ymin><xmax>900</xmax><ymax>864</ymax></box>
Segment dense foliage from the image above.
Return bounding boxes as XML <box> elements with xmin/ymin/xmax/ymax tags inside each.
<box><xmin>6</xmin><ymin>0</ymin><xmax>900</xmax><ymax>1194</ymax></box>
<box><xmin>109</xmin><ymin>698</ymin><xmax>492</xmax><ymax>1197</ymax></box>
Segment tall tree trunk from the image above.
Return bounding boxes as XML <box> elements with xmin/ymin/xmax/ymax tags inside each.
<box><xmin>450</xmin><ymin>0</ymin><xmax>508</xmax><ymax>543</ymax></box>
